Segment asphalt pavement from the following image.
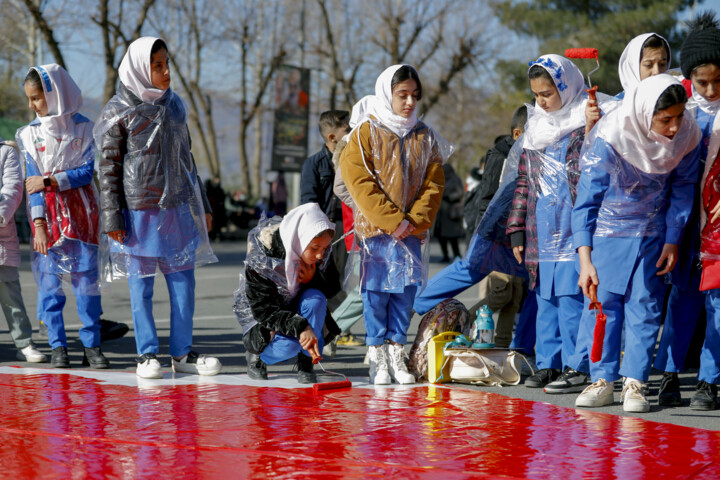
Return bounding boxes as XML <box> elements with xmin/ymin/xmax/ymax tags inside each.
<box><xmin>2</xmin><ymin>239</ymin><xmax>719</xmax><ymax>431</ymax></box>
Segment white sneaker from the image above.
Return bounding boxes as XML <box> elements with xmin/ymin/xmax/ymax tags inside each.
<box><xmin>621</xmin><ymin>380</ymin><xmax>650</xmax><ymax>413</ymax></box>
<box><xmin>388</xmin><ymin>343</ymin><xmax>416</xmax><ymax>384</ymax></box>
<box><xmin>172</xmin><ymin>351</ymin><xmax>222</xmax><ymax>376</ymax></box>
<box><xmin>575</xmin><ymin>379</ymin><xmax>614</xmax><ymax>407</ymax></box>
<box><xmin>322</xmin><ymin>337</ymin><xmax>337</xmax><ymax>357</ymax></box>
<box><xmin>368</xmin><ymin>345</ymin><xmax>391</xmax><ymax>385</ymax></box>
<box><xmin>17</xmin><ymin>344</ymin><xmax>47</xmax><ymax>363</ymax></box>
<box><xmin>136</xmin><ymin>353</ymin><xmax>163</xmax><ymax>379</ymax></box>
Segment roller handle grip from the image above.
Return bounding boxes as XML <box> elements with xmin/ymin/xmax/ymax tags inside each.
<box><xmin>586</xmin><ymin>85</ymin><xmax>598</xmax><ymax>103</ymax></box>
<box><xmin>310</xmin><ymin>350</ymin><xmax>322</xmax><ymax>365</ymax></box>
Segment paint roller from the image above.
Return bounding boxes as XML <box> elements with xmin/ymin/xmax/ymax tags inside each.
<box><xmin>310</xmin><ymin>349</ymin><xmax>352</xmax><ymax>392</ymax></box>
<box><xmin>588</xmin><ymin>283</ymin><xmax>607</xmax><ymax>363</ymax></box>
<box><xmin>564</xmin><ymin>48</ymin><xmax>600</xmax><ymax>103</ymax></box>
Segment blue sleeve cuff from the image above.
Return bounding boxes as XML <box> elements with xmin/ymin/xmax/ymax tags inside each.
<box><xmin>573</xmin><ymin>231</ymin><xmax>593</xmax><ymax>249</ymax></box>
<box><xmin>665</xmin><ymin>227</ymin><xmax>682</xmax><ymax>246</ymax></box>
<box><xmin>54</xmin><ymin>171</ymin><xmax>71</xmax><ymax>191</ymax></box>
<box><xmin>31</xmin><ymin>205</ymin><xmax>46</xmax><ymax>220</ymax></box>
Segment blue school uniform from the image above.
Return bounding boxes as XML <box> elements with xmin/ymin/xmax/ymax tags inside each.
<box><xmin>522</xmin><ymin>134</ymin><xmax>584</xmax><ymax>370</ymax></box>
<box><xmin>655</xmin><ymin>106</ymin><xmax>716</xmax><ymax>373</ymax></box>
<box><xmin>568</xmin><ymin>137</ymin><xmax>700</xmax><ymax>381</ymax></box>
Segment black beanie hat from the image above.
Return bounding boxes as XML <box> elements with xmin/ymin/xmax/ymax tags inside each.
<box><xmin>681</xmin><ymin>11</ymin><xmax>720</xmax><ymax>79</ymax></box>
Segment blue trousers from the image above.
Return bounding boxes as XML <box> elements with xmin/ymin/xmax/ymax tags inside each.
<box><xmin>37</xmin><ymin>270</ymin><xmax>102</xmax><ymax>349</ymax></box>
<box><xmin>509</xmin><ymin>290</ymin><xmax>537</xmax><ymax>355</ymax></box>
<box><xmin>412</xmin><ymin>259</ymin><xmax>486</xmax><ymax>315</ymax></box>
<box><xmin>363</xmin><ymin>285</ymin><xmax>418</xmax><ymax>346</ymax></box>
<box><xmin>700</xmin><ymin>290</ymin><xmax>720</xmax><ymax>384</ymax></box>
<box><xmin>128</xmin><ymin>257</ymin><xmax>195</xmax><ymax>357</ymax></box>
<box><xmin>654</xmin><ymin>267</ymin><xmax>704</xmax><ymax>372</ymax></box>
<box><xmin>260</xmin><ymin>288</ymin><xmax>326</xmax><ymax>365</ymax></box>
<box><xmin>569</xmin><ymin>255</ymin><xmax>664</xmax><ymax>382</ymax></box>
<box><xmin>535</xmin><ymin>292</ymin><xmax>584</xmax><ymax>370</ymax></box>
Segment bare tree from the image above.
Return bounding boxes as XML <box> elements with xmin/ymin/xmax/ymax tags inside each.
<box><xmin>20</xmin><ymin>0</ymin><xmax>66</xmax><ymax>68</ymax></box>
<box><xmin>91</xmin><ymin>0</ymin><xmax>156</xmax><ymax>102</ymax></box>
<box><xmin>149</xmin><ymin>0</ymin><xmax>223</xmax><ymax>178</ymax></box>
<box><xmin>227</xmin><ymin>0</ymin><xmax>292</xmax><ymax>197</ymax></box>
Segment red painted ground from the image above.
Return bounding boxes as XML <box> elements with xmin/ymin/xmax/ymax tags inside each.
<box><xmin>0</xmin><ymin>371</ymin><xmax>718</xmax><ymax>479</ymax></box>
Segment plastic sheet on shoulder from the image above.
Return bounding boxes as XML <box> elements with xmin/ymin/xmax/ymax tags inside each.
<box><xmin>94</xmin><ymin>89</ymin><xmax>217</xmax><ymax>281</ymax></box>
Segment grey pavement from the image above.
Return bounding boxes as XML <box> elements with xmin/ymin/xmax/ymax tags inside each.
<box><xmin>2</xmin><ymin>239</ymin><xmax>719</xmax><ymax>431</ymax></box>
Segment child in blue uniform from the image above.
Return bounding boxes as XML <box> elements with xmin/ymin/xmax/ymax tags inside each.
<box><xmin>506</xmin><ymin>55</ymin><xmax>588</xmax><ymax>392</ymax></box>
<box><xmin>655</xmin><ymin>12</ymin><xmax>720</xmax><ymax>406</ymax></box>
<box><xmin>18</xmin><ymin>64</ymin><xmax>108</xmax><ymax>369</ymax></box>
<box><xmin>571</xmin><ymin>74</ymin><xmax>701</xmax><ymax>413</ymax></box>
<box><xmin>95</xmin><ymin>37</ymin><xmax>220</xmax><ymax>379</ymax></box>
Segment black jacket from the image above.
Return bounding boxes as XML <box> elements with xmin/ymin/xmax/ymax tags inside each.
<box><xmin>244</xmin><ymin>227</ymin><xmax>341</xmax><ymax>353</ymax></box>
<box><xmin>300</xmin><ymin>146</ymin><xmax>342</xmax><ymax>221</ymax></box>
<box><xmin>98</xmin><ymin>83</ymin><xmax>210</xmax><ymax>233</ymax></box>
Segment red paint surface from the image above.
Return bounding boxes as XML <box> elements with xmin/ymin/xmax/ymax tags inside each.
<box><xmin>0</xmin><ymin>372</ymin><xmax>718</xmax><ymax>479</ymax></box>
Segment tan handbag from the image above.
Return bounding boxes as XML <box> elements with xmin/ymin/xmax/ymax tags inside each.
<box><xmin>441</xmin><ymin>348</ymin><xmax>534</xmax><ymax>386</ymax></box>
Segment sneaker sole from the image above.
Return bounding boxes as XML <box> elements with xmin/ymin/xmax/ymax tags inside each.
<box><xmin>575</xmin><ymin>395</ymin><xmax>614</xmax><ymax>408</ymax></box>
<box><xmin>137</xmin><ymin>372</ymin><xmax>163</xmax><ymax>379</ymax></box>
<box><xmin>690</xmin><ymin>402</ymin><xmax>717</xmax><ymax>411</ymax></box>
<box><xmin>544</xmin><ymin>383</ymin><xmax>588</xmax><ymax>394</ymax></box>
<box><xmin>17</xmin><ymin>355</ymin><xmax>47</xmax><ymax>363</ymax></box>
<box><xmin>623</xmin><ymin>403</ymin><xmax>650</xmax><ymax>413</ymax></box>
<box><xmin>173</xmin><ymin>365</ymin><xmax>222</xmax><ymax>376</ymax></box>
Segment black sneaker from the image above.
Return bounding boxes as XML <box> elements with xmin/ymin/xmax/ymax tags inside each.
<box><xmin>525</xmin><ymin>368</ymin><xmax>561</xmax><ymax>388</ymax></box>
<box><xmin>690</xmin><ymin>381</ymin><xmax>718</xmax><ymax>411</ymax></box>
<box><xmin>246</xmin><ymin>351</ymin><xmax>268</xmax><ymax>380</ymax></box>
<box><xmin>658</xmin><ymin>372</ymin><xmax>682</xmax><ymax>406</ymax></box>
<box><xmin>544</xmin><ymin>367</ymin><xmax>589</xmax><ymax>394</ymax></box>
<box><xmin>82</xmin><ymin>347</ymin><xmax>110</xmax><ymax>369</ymax></box>
<box><xmin>51</xmin><ymin>346</ymin><xmax>70</xmax><ymax>368</ymax></box>
<box><xmin>296</xmin><ymin>353</ymin><xmax>317</xmax><ymax>384</ymax></box>
<box><xmin>99</xmin><ymin>319</ymin><xmax>130</xmax><ymax>342</ymax></box>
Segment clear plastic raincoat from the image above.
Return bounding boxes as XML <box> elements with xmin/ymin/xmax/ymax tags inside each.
<box><xmin>17</xmin><ymin>64</ymin><xmax>101</xmax><ymax>296</ymax></box>
<box><xmin>94</xmin><ymin>38</ymin><xmax>216</xmax><ymax>281</ymax></box>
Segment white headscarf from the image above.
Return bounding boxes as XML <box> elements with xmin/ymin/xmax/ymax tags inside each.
<box><xmin>279</xmin><ymin>203</ymin><xmax>335</xmax><ymax>297</ymax></box>
<box><xmin>597</xmin><ymin>74</ymin><xmax>701</xmax><ymax>174</ymax></box>
<box><xmin>349</xmin><ymin>64</ymin><xmax>419</xmax><ymax>138</ymax></box>
<box><xmin>689</xmin><ymin>84</ymin><xmax>720</xmax><ymax>115</ymax></box>
<box><xmin>118</xmin><ymin>36</ymin><xmax>167</xmax><ymax>103</ymax></box>
<box><xmin>618</xmin><ymin>33</ymin><xmax>671</xmax><ymax>93</ymax></box>
<box><xmin>30</xmin><ymin>64</ymin><xmax>82</xmax><ymax>138</ymax></box>
<box><xmin>523</xmin><ymin>54</ymin><xmax>588</xmax><ymax>150</ymax></box>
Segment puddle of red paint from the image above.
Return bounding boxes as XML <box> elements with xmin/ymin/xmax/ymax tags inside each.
<box><xmin>0</xmin><ymin>372</ymin><xmax>717</xmax><ymax>479</ymax></box>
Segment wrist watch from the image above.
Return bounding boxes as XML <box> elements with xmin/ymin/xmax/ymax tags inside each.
<box><xmin>43</xmin><ymin>176</ymin><xmax>51</xmax><ymax>187</ymax></box>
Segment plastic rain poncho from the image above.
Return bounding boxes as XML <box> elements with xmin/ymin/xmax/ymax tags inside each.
<box><xmin>17</xmin><ymin>64</ymin><xmax>101</xmax><ymax>296</ymax></box>
<box><xmin>94</xmin><ymin>37</ymin><xmax>216</xmax><ymax>281</ymax></box>
<box><xmin>506</xmin><ymin>55</ymin><xmax>588</xmax><ymax>288</ymax></box>
<box><xmin>340</xmin><ymin>65</ymin><xmax>453</xmax><ymax>293</ymax></box>
<box><xmin>574</xmin><ymin>74</ymin><xmax>701</xmax><ymax>242</ymax></box>
<box><xmin>233</xmin><ymin>206</ymin><xmax>335</xmax><ymax>334</ymax></box>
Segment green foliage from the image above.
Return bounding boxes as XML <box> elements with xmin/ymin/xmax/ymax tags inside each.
<box><xmin>491</xmin><ymin>0</ymin><xmax>699</xmax><ymax>95</ymax></box>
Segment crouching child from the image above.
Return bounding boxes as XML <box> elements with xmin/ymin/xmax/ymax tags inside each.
<box><xmin>234</xmin><ymin>203</ymin><xmax>341</xmax><ymax>383</ymax></box>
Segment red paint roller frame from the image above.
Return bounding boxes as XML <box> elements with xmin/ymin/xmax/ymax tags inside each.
<box><xmin>310</xmin><ymin>350</ymin><xmax>352</xmax><ymax>392</ymax></box>
<box><xmin>564</xmin><ymin>48</ymin><xmax>600</xmax><ymax>103</ymax></box>
<box><xmin>588</xmin><ymin>283</ymin><xmax>607</xmax><ymax>363</ymax></box>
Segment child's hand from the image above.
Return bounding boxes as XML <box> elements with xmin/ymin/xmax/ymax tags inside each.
<box><xmin>512</xmin><ymin>245</ymin><xmax>524</xmax><ymax>264</ymax></box>
<box><xmin>297</xmin><ymin>260</ymin><xmax>316</xmax><ymax>284</ymax></box>
<box><xmin>577</xmin><ymin>245</ymin><xmax>598</xmax><ymax>298</ymax></box>
<box><xmin>108</xmin><ymin>230</ymin><xmax>126</xmax><ymax>243</ymax></box>
<box><xmin>584</xmin><ymin>99</ymin><xmax>602</xmax><ymax>135</ymax></box>
<box><xmin>33</xmin><ymin>221</ymin><xmax>49</xmax><ymax>255</ymax></box>
<box><xmin>299</xmin><ymin>326</ymin><xmax>319</xmax><ymax>357</ymax></box>
<box><xmin>711</xmin><ymin>200</ymin><xmax>720</xmax><ymax>224</ymax></box>
<box><xmin>206</xmin><ymin>213</ymin><xmax>213</xmax><ymax>231</ymax></box>
<box><xmin>25</xmin><ymin>176</ymin><xmax>46</xmax><ymax>194</ymax></box>
<box><xmin>656</xmin><ymin>243</ymin><xmax>678</xmax><ymax>275</ymax></box>
<box><xmin>398</xmin><ymin>224</ymin><xmax>415</xmax><ymax>240</ymax></box>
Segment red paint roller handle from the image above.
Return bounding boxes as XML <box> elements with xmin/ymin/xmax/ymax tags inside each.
<box><xmin>586</xmin><ymin>85</ymin><xmax>598</xmax><ymax>103</ymax></box>
<box><xmin>310</xmin><ymin>350</ymin><xmax>322</xmax><ymax>365</ymax></box>
<box><xmin>564</xmin><ymin>48</ymin><xmax>598</xmax><ymax>59</ymax></box>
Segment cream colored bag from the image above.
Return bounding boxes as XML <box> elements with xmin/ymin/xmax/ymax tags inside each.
<box><xmin>441</xmin><ymin>349</ymin><xmax>533</xmax><ymax>386</ymax></box>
